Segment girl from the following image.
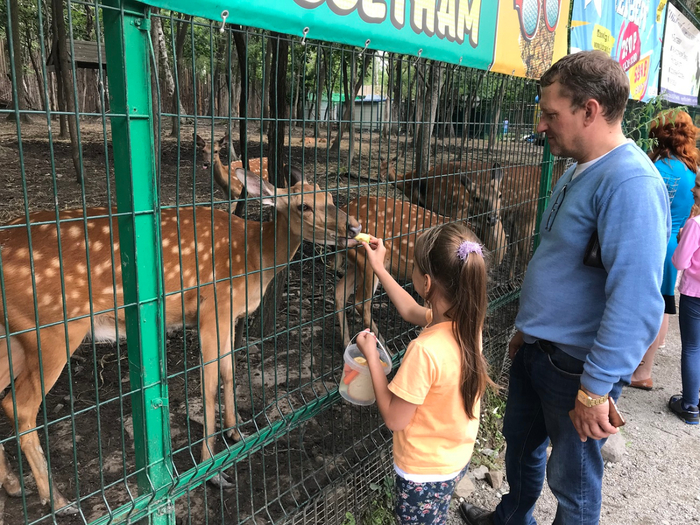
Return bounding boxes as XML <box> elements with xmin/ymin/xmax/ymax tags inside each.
<box><xmin>630</xmin><ymin>110</ymin><xmax>699</xmax><ymax>390</ymax></box>
<box><xmin>355</xmin><ymin>222</ymin><xmax>492</xmax><ymax>524</ymax></box>
<box><xmin>671</xmin><ymin>178</ymin><xmax>700</xmax><ymax>425</ymax></box>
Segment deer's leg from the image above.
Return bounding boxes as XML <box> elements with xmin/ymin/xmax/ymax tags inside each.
<box><xmin>219</xmin><ymin>323</ymin><xmax>242</xmax><ymax>442</ymax></box>
<box><xmin>3</xmin><ymin>323</ymin><xmax>88</xmax><ymax>514</ymax></box>
<box><xmin>0</xmin><ymin>329</ymin><xmax>24</xmax><ymax>497</ymax></box>
<box><xmin>197</xmin><ymin>296</ymin><xmax>236</xmax><ymax>489</ymax></box>
<box><xmin>335</xmin><ymin>263</ymin><xmax>357</xmax><ymax>349</ymax></box>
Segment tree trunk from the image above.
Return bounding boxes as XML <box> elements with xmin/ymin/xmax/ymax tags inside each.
<box><xmin>267</xmin><ymin>32</ymin><xmax>289</xmax><ymax>188</ymax></box>
<box><xmin>487</xmin><ymin>77</ymin><xmax>507</xmax><ymax>154</ymax></box>
<box><xmin>171</xmin><ymin>15</ymin><xmax>191</xmax><ymax>136</ymax></box>
<box><xmin>52</xmin><ymin>0</ymin><xmax>82</xmax><ymax>183</ymax></box>
<box><xmin>331</xmin><ymin>50</ymin><xmax>374</xmax><ymax>158</ymax></box>
<box><xmin>461</xmin><ymin>73</ymin><xmax>485</xmax><ymax>150</ymax></box>
<box><xmin>26</xmin><ymin>29</ymin><xmax>46</xmax><ymax>112</ymax></box>
<box><xmin>153</xmin><ymin>13</ymin><xmax>184</xmax><ymax>135</ymax></box>
<box><xmin>232</xmin><ymin>25</ymin><xmax>250</xmax><ymax>220</ymax></box>
<box><xmin>262</xmin><ymin>37</ymin><xmax>273</xmax><ymax>131</ymax></box>
<box><xmin>415</xmin><ymin>61</ymin><xmax>443</xmax><ymax>176</ymax></box>
<box><xmin>392</xmin><ymin>57</ymin><xmax>402</xmax><ymax>135</ymax></box>
<box><xmin>381</xmin><ymin>54</ymin><xmax>392</xmax><ymax>138</ymax></box>
<box><xmin>248</xmin><ymin>32</ymin><xmax>290</xmax><ymax>342</ymax></box>
<box><xmin>6</xmin><ymin>0</ymin><xmax>31</xmax><ymax>122</ymax></box>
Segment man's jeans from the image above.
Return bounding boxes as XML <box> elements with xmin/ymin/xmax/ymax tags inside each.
<box><xmin>494</xmin><ymin>342</ymin><xmax>623</xmax><ymax>525</ymax></box>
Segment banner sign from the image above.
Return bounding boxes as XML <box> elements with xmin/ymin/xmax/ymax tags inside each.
<box><xmin>491</xmin><ymin>0</ymin><xmax>571</xmax><ymax>79</ymax></box>
<box><xmin>142</xmin><ymin>1</ymin><xmax>568</xmax><ymax>78</ymax></box>
<box><xmin>145</xmin><ymin>0</ymin><xmax>498</xmax><ymax>71</ymax></box>
<box><xmin>660</xmin><ymin>2</ymin><xmax>700</xmax><ymax>105</ymax></box>
<box><xmin>570</xmin><ymin>0</ymin><xmax>668</xmax><ymax>101</ymax></box>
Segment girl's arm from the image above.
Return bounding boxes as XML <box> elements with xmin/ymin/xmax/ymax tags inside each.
<box><xmin>673</xmin><ymin>218</ymin><xmax>700</xmax><ymax>271</ymax></box>
<box><xmin>355</xmin><ymin>332</ymin><xmax>418</xmax><ymax>431</ymax></box>
<box><xmin>361</xmin><ymin>239</ymin><xmax>429</xmax><ymax>327</ymax></box>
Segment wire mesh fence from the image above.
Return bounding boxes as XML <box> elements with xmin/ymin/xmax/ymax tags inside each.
<box><xmin>0</xmin><ymin>1</ymin><xmax>569</xmax><ymax>524</ymax></box>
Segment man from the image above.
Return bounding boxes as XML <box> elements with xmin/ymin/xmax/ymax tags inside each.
<box><xmin>460</xmin><ymin>51</ymin><xmax>670</xmax><ymax>525</ymax></box>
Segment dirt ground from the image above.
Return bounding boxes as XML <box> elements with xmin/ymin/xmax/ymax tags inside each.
<box><xmin>0</xmin><ymin>117</ymin><xmax>542</xmax><ymax>524</ymax></box>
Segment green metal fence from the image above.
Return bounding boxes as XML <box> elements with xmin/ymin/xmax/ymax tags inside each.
<box><xmin>0</xmin><ymin>2</ymin><xmax>565</xmax><ymax>523</ymax></box>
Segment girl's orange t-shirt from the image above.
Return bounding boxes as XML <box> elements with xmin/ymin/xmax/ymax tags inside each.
<box><xmin>387</xmin><ymin>321</ymin><xmax>480</xmax><ymax>475</ymax></box>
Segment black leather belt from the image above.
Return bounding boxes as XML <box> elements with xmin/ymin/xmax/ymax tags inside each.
<box><xmin>532</xmin><ymin>339</ymin><xmax>557</xmax><ymax>355</ymax></box>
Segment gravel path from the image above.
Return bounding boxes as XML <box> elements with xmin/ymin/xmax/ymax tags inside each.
<box><xmin>447</xmin><ymin>308</ymin><xmax>700</xmax><ymax>524</ymax></box>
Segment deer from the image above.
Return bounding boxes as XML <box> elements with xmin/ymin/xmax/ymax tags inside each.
<box><xmin>303</xmin><ymin>136</ymin><xmax>327</xmax><ymax>147</ymax></box>
<box><xmin>379</xmin><ymin>157</ymin><xmax>507</xmax><ymax>265</ymax></box>
<box><xmin>495</xmin><ymin>160</ymin><xmax>570</xmax><ymax>279</ymax></box>
<box><xmin>335</xmin><ymin>195</ymin><xmax>485</xmax><ymax>348</ymax></box>
<box><xmin>0</xmin><ymin>168</ymin><xmax>361</xmax><ymax>513</ymax></box>
<box><xmin>195</xmin><ymin>134</ymin><xmax>269</xmax><ymax>200</ymax></box>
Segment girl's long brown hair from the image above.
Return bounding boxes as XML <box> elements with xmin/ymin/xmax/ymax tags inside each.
<box><xmin>413</xmin><ymin>222</ymin><xmax>493</xmax><ymax>419</ymax></box>
<box><xmin>649</xmin><ymin>110</ymin><xmax>700</xmax><ymax>172</ymax></box>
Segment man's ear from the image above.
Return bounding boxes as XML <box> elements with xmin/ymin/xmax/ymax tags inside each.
<box><xmin>584</xmin><ymin>99</ymin><xmax>601</xmax><ymax>125</ymax></box>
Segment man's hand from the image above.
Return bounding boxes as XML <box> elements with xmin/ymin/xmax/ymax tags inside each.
<box><xmin>568</xmin><ymin>396</ymin><xmax>618</xmax><ymax>442</ymax></box>
<box><xmin>508</xmin><ymin>331</ymin><xmax>524</xmax><ymax>360</ymax></box>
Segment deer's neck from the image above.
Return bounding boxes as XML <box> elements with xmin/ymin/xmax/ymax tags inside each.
<box><xmin>212</xmin><ymin>154</ymin><xmax>234</xmax><ymax>199</ymax></box>
<box><xmin>260</xmin><ymin>212</ymin><xmax>302</xmax><ymax>284</ymax></box>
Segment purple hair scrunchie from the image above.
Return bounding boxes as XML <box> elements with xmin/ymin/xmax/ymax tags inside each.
<box><xmin>457</xmin><ymin>240</ymin><xmax>483</xmax><ymax>262</ymax></box>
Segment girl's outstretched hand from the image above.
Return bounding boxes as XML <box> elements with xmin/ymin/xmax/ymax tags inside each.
<box><xmin>355</xmin><ymin>330</ymin><xmax>378</xmax><ymax>362</ymax></box>
<box><xmin>361</xmin><ymin>237</ymin><xmax>387</xmax><ymax>273</ymax></box>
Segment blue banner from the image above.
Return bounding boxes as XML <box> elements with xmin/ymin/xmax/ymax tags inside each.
<box><xmin>570</xmin><ymin>0</ymin><xmax>668</xmax><ymax>101</ymax></box>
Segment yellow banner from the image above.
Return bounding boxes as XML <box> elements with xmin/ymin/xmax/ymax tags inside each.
<box><xmin>491</xmin><ymin>0</ymin><xmax>571</xmax><ymax>79</ymax></box>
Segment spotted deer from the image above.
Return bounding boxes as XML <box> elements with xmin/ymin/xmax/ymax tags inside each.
<box><xmin>497</xmin><ymin>160</ymin><xmax>569</xmax><ymax>279</ymax></box>
<box><xmin>0</xmin><ymin>168</ymin><xmax>360</xmax><ymax>512</ymax></box>
<box><xmin>380</xmin><ymin>158</ymin><xmax>507</xmax><ymax>265</ymax></box>
<box><xmin>303</xmin><ymin>136</ymin><xmax>327</xmax><ymax>147</ymax></box>
<box><xmin>195</xmin><ymin>134</ymin><xmax>269</xmax><ymax>199</ymax></box>
<box><xmin>335</xmin><ymin>196</ymin><xmax>484</xmax><ymax>348</ymax></box>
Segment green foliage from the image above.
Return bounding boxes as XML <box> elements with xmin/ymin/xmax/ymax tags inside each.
<box><xmin>472</xmin><ymin>387</ymin><xmax>506</xmax><ymax>470</ymax></box>
<box><xmin>342</xmin><ymin>475</ymin><xmax>396</xmax><ymax>525</ymax></box>
<box><xmin>623</xmin><ymin>95</ymin><xmax>687</xmax><ymax>152</ymax></box>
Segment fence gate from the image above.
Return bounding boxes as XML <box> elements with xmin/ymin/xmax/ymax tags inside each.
<box><xmin>0</xmin><ymin>1</ymin><xmax>561</xmax><ymax>523</ymax></box>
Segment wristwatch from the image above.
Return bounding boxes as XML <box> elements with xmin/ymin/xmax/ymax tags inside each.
<box><xmin>576</xmin><ymin>389</ymin><xmax>609</xmax><ymax>407</ymax></box>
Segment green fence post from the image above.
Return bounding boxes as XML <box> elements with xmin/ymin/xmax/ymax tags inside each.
<box><xmin>533</xmin><ymin>138</ymin><xmax>554</xmax><ymax>251</ymax></box>
<box><xmin>103</xmin><ymin>1</ymin><xmax>174</xmax><ymax>522</ymax></box>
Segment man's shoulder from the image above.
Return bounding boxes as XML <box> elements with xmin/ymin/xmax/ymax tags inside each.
<box><xmin>606</xmin><ymin>142</ymin><xmax>659</xmax><ymax>177</ymax></box>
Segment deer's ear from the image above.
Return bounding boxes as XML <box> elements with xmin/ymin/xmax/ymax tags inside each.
<box><xmin>195</xmin><ymin>134</ymin><xmax>205</xmax><ymax>148</ymax></box>
<box><xmin>219</xmin><ymin>134</ymin><xmax>230</xmax><ymax>146</ymax></box>
<box><xmin>287</xmin><ymin>166</ymin><xmax>305</xmax><ymax>187</ymax></box>
<box><xmin>460</xmin><ymin>174</ymin><xmax>475</xmax><ymax>192</ymax></box>
<box><xmin>491</xmin><ymin>162</ymin><xmax>505</xmax><ymax>184</ymax></box>
<box><xmin>236</xmin><ymin>168</ymin><xmax>277</xmax><ymax>206</ymax></box>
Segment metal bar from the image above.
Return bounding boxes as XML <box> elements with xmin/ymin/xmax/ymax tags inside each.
<box><xmin>102</xmin><ymin>1</ymin><xmax>174</xmax><ymax>523</ymax></box>
<box><xmin>533</xmin><ymin>138</ymin><xmax>555</xmax><ymax>251</ymax></box>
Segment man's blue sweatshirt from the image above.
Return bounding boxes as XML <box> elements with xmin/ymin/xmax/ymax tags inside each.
<box><xmin>516</xmin><ymin>142</ymin><xmax>671</xmax><ymax>395</ymax></box>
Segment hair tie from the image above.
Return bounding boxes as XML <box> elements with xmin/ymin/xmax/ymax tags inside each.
<box><xmin>457</xmin><ymin>240</ymin><xmax>483</xmax><ymax>262</ymax></box>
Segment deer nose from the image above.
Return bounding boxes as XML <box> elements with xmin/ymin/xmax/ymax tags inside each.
<box><xmin>487</xmin><ymin>214</ymin><xmax>500</xmax><ymax>226</ymax></box>
<box><xmin>348</xmin><ymin>222</ymin><xmax>362</xmax><ymax>238</ymax></box>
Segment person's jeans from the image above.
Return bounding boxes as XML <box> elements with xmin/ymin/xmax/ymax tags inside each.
<box><xmin>679</xmin><ymin>294</ymin><xmax>700</xmax><ymax>407</ymax></box>
<box><xmin>494</xmin><ymin>342</ymin><xmax>623</xmax><ymax>525</ymax></box>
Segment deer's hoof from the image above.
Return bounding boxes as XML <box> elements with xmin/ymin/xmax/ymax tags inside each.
<box><xmin>2</xmin><ymin>475</ymin><xmax>21</xmax><ymax>498</ymax></box>
<box><xmin>56</xmin><ymin>502</ymin><xmax>80</xmax><ymax>516</ymax></box>
<box><xmin>208</xmin><ymin>471</ymin><xmax>234</xmax><ymax>490</ymax></box>
<box><xmin>226</xmin><ymin>428</ymin><xmax>243</xmax><ymax>442</ymax></box>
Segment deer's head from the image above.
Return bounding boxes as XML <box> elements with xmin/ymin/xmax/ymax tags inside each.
<box><xmin>462</xmin><ymin>163</ymin><xmax>504</xmax><ymax>228</ymax></box>
<box><xmin>195</xmin><ymin>134</ymin><xmax>228</xmax><ymax>170</ymax></box>
<box><xmin>234</xmin><ymin>167</ymin><xmax>361</xmax><ymax>247</ymax></box>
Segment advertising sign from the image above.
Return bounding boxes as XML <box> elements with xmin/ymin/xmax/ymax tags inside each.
<box><xmin>570</xmin><ymin>0</ymin><xmax>668</xmax><ymax>101</ymax></box>
<box><xmin>660</xmin><ymin>2</ymin><xmax>700</xmax><ymax>105</ymax></box>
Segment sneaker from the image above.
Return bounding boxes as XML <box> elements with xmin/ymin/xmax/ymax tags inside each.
<box><xmin>668</xmin><ymin>394</ymin><xmax>700</xmax><ymax>425</ymax></box>
<box><xmin>458</xmin><ymin>501</ymin><xmax>495</xmax><ymax>525</ymax></box>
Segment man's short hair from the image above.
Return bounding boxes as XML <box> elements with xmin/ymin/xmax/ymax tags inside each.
<box><xmin>540</xmin><ymin>50</ymin><xmax>629</xmax><ymax>123</ymax></box>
